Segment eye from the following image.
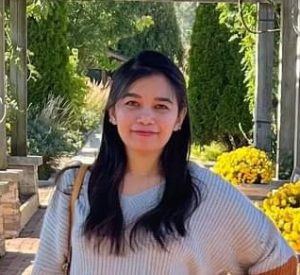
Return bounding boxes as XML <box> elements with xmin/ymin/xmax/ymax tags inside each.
<box><xmin>155</xmin><ymin>104</ymin><xmax>169</xmax><ymax>110</ymax></box>
<box><xmin>125</xmin><ymin>100</ymin><xmax>139</xmax><ymax>107</ymax></box>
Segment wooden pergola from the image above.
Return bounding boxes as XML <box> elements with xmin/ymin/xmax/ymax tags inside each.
<box><xmin>0</xmin><ymin>0</ymin><xmax>300</xmax><ymax>180</ymax></box>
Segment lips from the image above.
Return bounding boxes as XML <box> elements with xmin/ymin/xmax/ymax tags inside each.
<box><xmin>131</xmin><ymin>130</ymin><xmax>158</xmax><ymax>136</ymax></box>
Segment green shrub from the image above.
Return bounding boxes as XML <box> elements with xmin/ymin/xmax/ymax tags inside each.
<box><xmin>191</xmin><ymin>142</ymin><xmax>227</xmax><ymax>162</ymax></box>
<box><xmin>28</xmin><ymin>95</ymin><xmax>84</xmax><ymax>179</ymax></box>
<box><xmin>188</xmin><ymin>4</ymin><xmax>252</xmax><ymax>148</ymax></box>
<box><xmin>77</xmin><ymin>83</ymin><xmax>108</xmax><ymax>134</ymax></box>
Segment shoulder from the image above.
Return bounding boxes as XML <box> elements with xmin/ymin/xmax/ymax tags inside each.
<box><xmin>187</xmin><ymin>161</ymin><xmax>271</xmax><ymax>236</ymax></box>
<box><xmin>187</xmin><ymin>162</ymin><xmax>297</xmax><ymax>272</ymax></box>
<box><xmin>187</xmin><ymin>160</ymin><xmax>237</xmax><ymax>196</ymax></box>
<box><xmin>55</xmin><ymin>161</ymin><xmax>91</xmax><ymax>195</ymax></box>
<box><xmin>187</xmin><ymin>160</ymin><xmax>255</xmax><ymax>215</ymax></box>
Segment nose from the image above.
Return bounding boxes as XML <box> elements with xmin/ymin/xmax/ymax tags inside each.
<box><xmin>136</xmin><ymin>108</ymin><xmax>154</xmax><ymax>125</ymax></box>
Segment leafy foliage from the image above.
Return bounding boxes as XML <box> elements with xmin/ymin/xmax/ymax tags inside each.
<box><xmin>117</xmin><ymin>2</ymin><xmax>183</xmax><ymax>64</ymax></box>
<box><xmin>217</xmin><ymin>4</ymin><xmax>280</xmax><ymax>114</ymax></box>
<box><xmin>188</xmin><ymin>4</ymin><xmax>252</xmax><ymax>147</ymax></box>
<box><xmin>217</xmin><ymin>3</ymin><xmax>257</xmax><ymax>112</ymax></box>
<box><xmin>78</xmin><ymin>83</ymin><xmax>108</xmax><ymax>134</ymax></box>
<box><xmin>27</xmin><ymin>95</ymin><xmax>83</xmax><ymax>155</ymax></box>
<box><xmin>27</xmin><ymin>0</ymin><xmax>53</xmax><ymax>20</ymax></box>
<box><xmin>27</xmin><ymin>0</ymin><xmax>87</xmax><ymax>113</ymax></box>
<box><xmin>66</xmin><ymin>1</ymin><xmax>152</xmax><ymax>71</ymax></box>
<box><xmin>191</xmin><ymin>142</ymin><xmax>227</xmax><ymax>162</ymax></box>
<box><xmin>27</xmin><ymin>95</ymin><xmax>84</xmax><ymax>178</ymax></box>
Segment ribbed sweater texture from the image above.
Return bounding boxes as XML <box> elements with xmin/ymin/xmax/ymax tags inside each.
<box><xmin>32</xmin><ymin>162</ymin><xmax>296</xmax><ymax>275</ymax></box>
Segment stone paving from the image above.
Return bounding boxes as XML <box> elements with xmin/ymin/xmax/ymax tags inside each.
<box><xmin>0</xmin><ymin>187</ymin><xmax>53</xmax><ymax>274</ymax></box>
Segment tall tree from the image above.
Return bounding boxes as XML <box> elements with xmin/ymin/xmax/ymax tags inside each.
<box><xmin>188</xmin><ymin>4</ymin><xmax>252</xmax><ymax>148</ymax></box>
<box><xmin>28</xmin><ymin>0</ymin><xmax>86</xmax><ymax>112</ymax></box>
<box><xmin>117</xmin><ymin>2</ymin><xmax>183</xmax><ymax>65</ymax></box>
<box><xmin>66</xmin><ymin>1</ymin><xmax>153</xmax><ymax>71</ymax></box>
<box><xmin>28</xmin><ymin>1</ymin><xmax>147</xmax><ymax>110</ymax></box>
<box><xmin>217</xmin><ymin>3</ymin><xmax>257</xmax><ymax>112</ymax></box>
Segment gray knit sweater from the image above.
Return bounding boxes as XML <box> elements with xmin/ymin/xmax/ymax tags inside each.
<box><xmin>32</xmin><ymin>162</ymin><xmax>296</xmax><ymax>275</ymax></box>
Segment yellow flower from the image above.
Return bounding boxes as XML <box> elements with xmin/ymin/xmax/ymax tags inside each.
<box><xmin>260</xmin><ymin>181</ymin><xmax>300</xmax><ymax>252</ymax></box>
<box><xmin>213</xmin><ymin>146</ymin><xmax>273</xmax><ymax>185</ymax></box>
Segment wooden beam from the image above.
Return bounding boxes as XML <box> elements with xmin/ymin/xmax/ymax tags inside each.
<box><xmin>107</xmin><ymin>49</ymin><xmax>128</xmax><ymax>62</ymax></box>
<box><xmin>0</xmin><ymin>0</ymin><xmax>7</xmax><ymax>169</ymax></box>
<box><xmin>116</xmin><ymin>0</ymin><xmax>281</xmax><ymax>3</ymax></box>
<box><xmin>294</xmin><ymin>0</ymin><xmax>300</xmax><ymax>180</ymax></box>
<box><xmin>276</xmin><ymin>0</ymin><xmax>297</xmax><ymax>178</ymax></box>
<box><xmin>295</xmin><ymin>81</ymin><xmax>300</xmax><ymax>179</ymax></box>
<box><xmin>10</xmin><ymin>0</ymin><xmax>27</xmax><ymax>156</ymax></box>
<box><xmin>254</xmin><ymin>3</ymin><xmax>274</xmax><ymax>153</ymax></box>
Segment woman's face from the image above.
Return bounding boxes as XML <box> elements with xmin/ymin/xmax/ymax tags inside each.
<box><xmin>109</xmin><ymin>74</ymin><xmax>186</xmax><ymax>155</ymax></box>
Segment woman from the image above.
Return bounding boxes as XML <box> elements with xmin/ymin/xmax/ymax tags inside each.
<box><xmin>33</xmin><ymin>51</ymin><xmax>297</xmax><ymax>274</ymax></box>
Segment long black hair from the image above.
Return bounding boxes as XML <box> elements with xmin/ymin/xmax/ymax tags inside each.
<box><xmin>84</xmin><ymin>51</ymin><xmax>202</xmax><ymax>254</ymax></box>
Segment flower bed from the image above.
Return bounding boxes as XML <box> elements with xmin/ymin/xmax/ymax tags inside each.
<box><xmin>213</xmin><ymin>146</ymin><xmax>273</xmax><ymax>185</ymax></box>
<box><xmin>261</xmin><ymin>181</ymin><xmax>300</xmax><ymax>253</ymax></box>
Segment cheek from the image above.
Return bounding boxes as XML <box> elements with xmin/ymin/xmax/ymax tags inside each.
<box><xmin>115</xmin><ymin>108</ymin><xmax>132</xmax><ymax>123</ymax></box>
<box><xmin>160</xmin><ymin>113</ymin><xmax>178</xmax><ymax>128</ymax></box>
<box><xmin>114</xmin><ymin>110</ymin><xmax>134</xmax><ymax>137</ymax></box>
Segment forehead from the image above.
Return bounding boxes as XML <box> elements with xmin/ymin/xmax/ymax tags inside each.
<box><xmin>125</xmin><ymin>74</ymin><xmax>176</xmax><ymax>99</ymax></box>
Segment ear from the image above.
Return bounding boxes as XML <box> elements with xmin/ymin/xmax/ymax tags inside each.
<box><xmin>174</xmin><ymin>108</ymin><xmax>187</xmax><ymax>131</ymax></box>
<box><xmin>108</xmin><ymin>107</ymin><xmax>117</xmax><ymax>125</ymax></box>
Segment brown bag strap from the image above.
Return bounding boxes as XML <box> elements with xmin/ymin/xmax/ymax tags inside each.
<box><xmin>64</xmin><ymin>164</ymin><xmax>90</xmax><ymax>273</ymax></box>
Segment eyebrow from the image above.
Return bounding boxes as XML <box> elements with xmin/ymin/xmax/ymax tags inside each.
<box><xmin>122</xmin><ymin>92</ymin><xmax>174</xmax><ymax>104</ymax></box>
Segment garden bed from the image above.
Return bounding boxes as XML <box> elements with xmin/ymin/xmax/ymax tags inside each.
<box><xmin>237</xmin><ymin>180</ymin><xmax>286</xmax><ymax>201</ymax></box>
<box><xmin>19</xmin><ymin>193</ymin><xmax>39</xmax><ymax>230</ymax></box>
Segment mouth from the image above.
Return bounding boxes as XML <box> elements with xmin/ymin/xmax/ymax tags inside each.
<box><xmin>131</xmin><ymin>130</ymin><xmax>159</xmax><ymax>136</ymax></box>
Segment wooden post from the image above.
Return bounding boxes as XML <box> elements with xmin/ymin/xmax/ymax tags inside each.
<box><xmin>294</xmin><ymin>0</ymin><xmax>300</xmax><ymax>178</ymax></box>
<box><xmin>10</xmin><ymin>0</ymin><xmax>27</xmax><ymax>156</ymax></box>
<box><xmin>0</xmin><ymin>0</ymin><xmax>7</xmax><ymax>169</ymax></box>
<box><xmin>276</xmin><ymin>0</ymin><xmax>297</xmax><ymax>178</ymax></box>
<box><xmin>254</xmin><ymin>3</ymin><xmax>274</xmax><ymax>153</ymax></box>
<box><xmin>119</xmin><ymin>0</ymin><xmax>280</xmax><ymax>3</ymax></box>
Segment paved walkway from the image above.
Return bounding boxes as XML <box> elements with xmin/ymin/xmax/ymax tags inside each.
<box><xmin>0</xmin><ymin>128</ymin><xmax>102</xmax><ymax>274</ymax></box>
<box><xmin>0</xmin><ymin>188</ymin><xmax>54</xmax><ymax>274</ymax></box>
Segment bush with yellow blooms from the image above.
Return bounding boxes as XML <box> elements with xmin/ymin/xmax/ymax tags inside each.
<box><xmin>261</xmin><ymin>181</ymin><xmax>300</xmax><ymax>252</ymax></box>
<box><xmin>213</xmin><ymin>146</ymin><xmax>273</xmax><ymax>185</ymax></box>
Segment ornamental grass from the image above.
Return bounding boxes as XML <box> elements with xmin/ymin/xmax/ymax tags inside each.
<box><xmin>261</xmin><ymin>181</ymin><xmax>300</xmax><ymax>252</ymax></box>
<box><xmin>213</xmin><ymin>146</ymin><xmax>273</xmax><ymax>185</ymax></box>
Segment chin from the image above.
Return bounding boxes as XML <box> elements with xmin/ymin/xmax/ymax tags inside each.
<box><xmin>127</xmin><ymin>144</ymin><xmax>164</xmax><ymax>154</ymax></box>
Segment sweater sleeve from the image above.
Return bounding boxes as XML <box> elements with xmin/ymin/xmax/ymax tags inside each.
<box><xmin>189</xmin><ymin>163</ymin><xmax>298</xmax><ymax>275</ymax></box>
<box><xmin>216</xmin><ymin>176</ymin><xmax>298</xmax><ymax>274</ymax></box>
<box><xmin>32</xmin><ymin>169</ymin><xmax>76</xmax><ymax>275</ymax></box>
<box><xmin>247</xmin><ymin>211</ymin><xmax>298</xmax><ymax>275</ymax></box>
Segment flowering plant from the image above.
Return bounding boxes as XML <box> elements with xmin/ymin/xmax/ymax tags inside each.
<box><xmin>261</xmin><ymin>182</ymin><xmax>300</xmax><ymax>252</ymax></box>
<box><xmin>213</xmin><ymin>147</ymin><xmax>273</xmax><ymax>185</ymax></box>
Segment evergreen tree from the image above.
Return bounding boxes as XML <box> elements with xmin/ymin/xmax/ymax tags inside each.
<box><xmin>28</xmin><ymin>0</ymin><xmax>86</xmax><ymax>111</ymax></box>
<box><xmin>66</xmin><ymin>1</ymin><xmax>151</xmax><ymax>71</ymax></box>
<box><xmin>217</xmin><ymin>3</ymin><xmax>257</xmax><ymax>113</ymax></box>
<box><xmin>117</xmin><ymin>2</ymin><xmax>183</xmax><ymax>64</ymax></box>
<box><xmin>188</xmin><ymin>4</ymin><xmax>252</xmax><ymax>148</ymax></box>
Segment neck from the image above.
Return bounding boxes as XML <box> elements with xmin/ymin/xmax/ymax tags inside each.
<box><xmin>126</xmin><ymin>150</ymin><xmax>162</xmax><ymax>177</ymax></box>
<box><xmin>120</xmin><ymin>150</ymin><xmax>164</xmax><ymax>196</ymax></box>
